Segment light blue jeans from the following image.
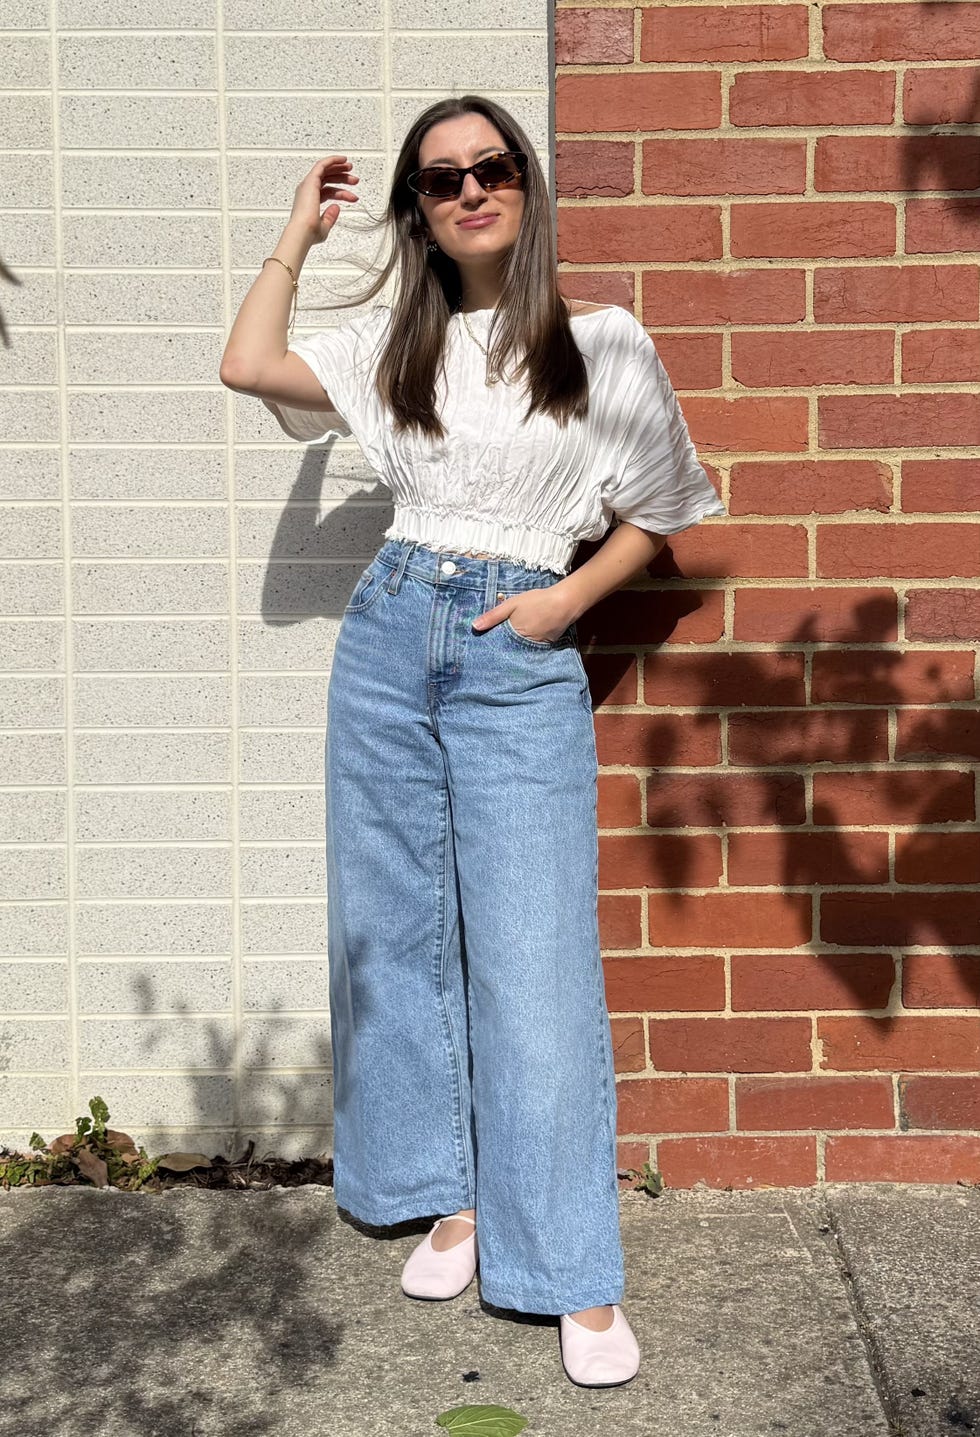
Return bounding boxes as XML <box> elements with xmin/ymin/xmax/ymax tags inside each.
<box><xmin>324</xmin><ymin>537</ymin><xmax>626</xmax><ymax>1314</ymax></box>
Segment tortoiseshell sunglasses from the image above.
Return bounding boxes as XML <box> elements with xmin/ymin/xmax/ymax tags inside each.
<box><xmin>407</xmin><ymin>150</ymin><xmax>528</xmax><ymax>199</ymax></box>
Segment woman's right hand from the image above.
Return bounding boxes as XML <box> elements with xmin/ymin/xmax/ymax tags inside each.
<box><xmin>288</xmin><ymin>155</ymin><xmax>360</xmax><ymax>246</ymax></box>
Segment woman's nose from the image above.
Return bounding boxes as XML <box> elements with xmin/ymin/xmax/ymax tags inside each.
<box><xmin>460</xmin><ymin>171</ymin><xmax>489</xmax><ymax>200</ymax></box>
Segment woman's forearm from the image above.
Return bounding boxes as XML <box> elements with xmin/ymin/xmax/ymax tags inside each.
<box><xmin>556</xmin><ymin>521</ymin><xmax>667</xmax><ymax>622</ymax></box>
<box><xmin>219</xmin><ymin>221</ymin><xmax>315</xmax><ymax>383</ymax></box>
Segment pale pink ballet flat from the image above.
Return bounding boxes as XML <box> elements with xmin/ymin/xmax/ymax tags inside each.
<box><xmin>558</xmin><ymin>1303</ymin><xmax>641</xmax><ymax>1387</ymax></box>
<box><xmin>400</xmin><ymin>1213</ymin><xmax>478</xmax><ymax>1300</ymax></box>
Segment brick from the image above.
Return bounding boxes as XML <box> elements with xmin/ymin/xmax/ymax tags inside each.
<box><xmin>599</xmin><ymin>833</ymin><xmax>724</xmax><ymax>888</ymax></box>
<box><xmin>732</xmin><ymin>952</ymin><xmax>894</xmax><ymax>1011</ymax></box>
<box><xmin>902</xmin><ymin>328</ymin><xmax>980</xmax><ymax>383</ymax></box>
<box><xmin>659</xmin><ymin>1136</ymin><xmax>818</xmax><ymax>1189</ymax></box>
<box><xmin>558</xmin><ymin>270</ymin><xmax>635</xmax><ymax>308</ymax></box>
<box><xmin>642</xmin><ymin>138</ymin><xmax>806</xmax><ymax>196</ymax></box>
<box><xmin>826</xmin><ymin>1135</ymin><xmax>980</xmax><ymax>1182</ymax></box>
<box><xmin>648</xmin><ymin>891</ymin><xmax>812</xmax><ymax>947</ymax></box>
<box><xmin>900</xmin><ymin>1075</ymin><xmax>980</xmax><ymax>1129</ymax></box>
<box><xmin>616</xmin><ymin>1139</ymin><xmax>649</xmax><ymax>1174</ymax></box>
<box><xmin>813</xmin><ymin>264</ymin><xmax>978</xmax><ymax>323</ymax></box>
<box><xmin>821</xmin><ymin>892</ymin><xmax>980</xmax><ymax>947</ymax></box>
<box><xmin>558</xmin><ymin>204</ymin><xmax>721</xmax><ymax>263</ymax></box>
<box><xmin>816</xmin><ymin>135</ymin><xmax>980</xmax><ymax>193</ymax></box>
<box><xmin>649</xmin><ymin>1015</ymin><xmax>813</xmax><ymax>1071</ymax></box>
<box><xmin>598</xmin><ymin>772</ymin><xmax>642</xmax><ymax>827</ymax></box>
<box><xmin>823</xmin><ymin>3</ymin><xmax>980</xmax><ymax>61</ymax></box>
<box><xmin>815</xmin><ymin>521</ymin><xmax>980</xmax><ymax>577</ymax></box>
<box><xmin>643</xmin><ymin>266</ymin><xmax>806</xmax><ymax>325</ymax></box>
<box><xmin>896</xmin><ymin>709</ymin><xmax>980</xmax><ymax>762</ymax></box>
<box><xmin>556</xmin><ymin>71</ymin><xmax>721</xmax><ymax>133</ymax></box>
<box><xmin>730</xmin><ymin>200</ymin><xmax>896</xmax><ymax>258</ymax></box>
<box><xmin>648</xmin><ymin>332</ymin><xmax>723</xmax><ymax>390</ymax></box>
<box><xmin>728</xmin><ymin>831</ymin><xmax>890</xmax><ymax>885</ymax></box>
<box><xmin>736</xmin><ymin>1076</ymin><xmax>896</xmax><ymax>1130</ymax></box>
<box><xmin>905</xmin><ymin>589</ymin><xmax>980</xmax><ymax>641</ymax></box>
<box><xmin>730</xmin><ymin>462</ymin><xmax>892</xmax><ymax>517</ymax></box>
<box><xmin>906</xmin><ymin>198</ymin><xmax>980</xmax><ymax>253</ymax></box>
<box><xmin>593</xmin><ymin>711</ymin><xmax>722</xmax><ymax>767</ymax></box>
<box><xmin>555</xmin><ymin>141</ymin><xmax>634</xmax><ymax>198</ymax></box>
<box><xmin>644</xmin><ymin>651</ymin><xmax>807</xmax><ymax>707</ymax></box>
<box><xmin>617</xmin><ymin>1077</ymin><xmax>729</xmax><ymax>1133</ymax></box>
<box><xmin>588</xmin><ymin>586</ymin><xmax>726</xmax><ymax>647</ymax></box>
<box><xmin>821</xmin><ymin>393</ymin><xmax>980</xmax><ymax>451</ymax></box>
<box><xmin>895</xmin><ymin>832</ymin><xmax>980</xmax><ymax>885</ymax></box>
<box><xmin>728</xmin><ymin>709</ymin><xmax>890</xmax><ymax>765</ymax></box>
<box><xmin>599</xmin><ymin>892</ymin><xmax>642</xmax><ymax>949</ymax></box>
<box><xmin>610</xmin><ymin>1017</ymin><xmax>646</xmax><ymax>1071</ymax></box>
<box><xmin>811</xmin><ymin>649</ymin><xmax>975</xmax><ymax>704</ymax></box>
<box><xmin>819</xmin><ymin>1014</ymin><xmax>980</xmax><ymax>1070</ymax></box>
<box><xmin>646</xmin><ymin>772</ymin><xmax>806</xmax><ymax>828</ymax></box>
<box><xmin>603</xmin><ymin>953</ymin><xmax>726</xmax><ymax>1012</ymax></box>
<box><xmin>905</xmin><ymin>67</ymin><xmax>980</xmax><ymax>124</ymax></box>
<box><xmin>902</xmin><ymin>459</ymin><xmax>980</xmax><ymax>513</ymax></box>
<box><xmin>682</xmin><ymin>395</ymin><xmax>810</xmax><ymax>453</ymax></box>
<box><xmin>730</xmin><ymin>68</ymin><xmax>894</xmax><ymax>126</ymax></box>
<box><xmin>812</xmin><ymin>769</ymin><xmax>975</xmax><ymax>826</ymax></box>
<box><xmin>555</xmin><ymin>7</ymin><xmax>634</xmax><ymax>64</ymax></box>
<box><xmin>733</xmin><ymin>586</ymin><xmax>898</xmax><ymax>642</ymax></box>
<box><xmin>904</xmin><ymin>956</ymin><xmax>980</xmax><ymax>1011</ymax></box>
<box><xmin>655</xmin><ymin>522</ymin><xmax>810</xmax><ymax>578</ymax></box>
<box><xmin>641</xmin><ymin>5</ymin><xmax>809</xmax><ymax>62</ymax></box>
<box><xmin>582</xmin><ymin>652</ymin><xmax>638</xmax><ymax>706</ymax></box>
<box><xmin>731</xmin><ymin>329</ymin><xmax>893</xmax><ymax>387</ymax></box>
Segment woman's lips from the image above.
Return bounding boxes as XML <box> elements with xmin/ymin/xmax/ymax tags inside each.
<box><xmin>457</xmin><ymin>214</ymin><xmax>499</xmax><ymax>229</ymax></box>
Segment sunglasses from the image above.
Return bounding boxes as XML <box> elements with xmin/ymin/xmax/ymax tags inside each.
<box><xmin>407</xmin><ymin>150</ymin><xmax>528</xmax><ymax>199</ymax></box>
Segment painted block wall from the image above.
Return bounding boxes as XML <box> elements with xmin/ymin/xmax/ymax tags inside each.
<box><xmin>0</xmin><ymin>3</ymin><xmax>551</xmax><ymax>1159</ymax></box>
<box><xmin>557</xmin><ymin>0</ymin><xmax>980</xmax><ymax>1187</ymax></box>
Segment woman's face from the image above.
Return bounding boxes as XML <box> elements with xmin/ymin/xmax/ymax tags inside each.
<box><xmin>415</xmin><ymin>113</ymin><xmax>525</xmax><ymax>272</ymax></box>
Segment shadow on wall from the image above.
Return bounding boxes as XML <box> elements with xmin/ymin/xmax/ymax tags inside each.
<box><xmin>0</xmin><ymin>254</ymin><xmax>19</xmax><ymax>345</ymax></box>
<box><xmin>900</xmin><ymin>63</ymin><xmax>980</xmax><ymax>194</ymax></box>
<box><xmin>257</xmin><ymin>443</ymin><xmax>394</xmax><ymax>622</ymax></box>
<box><xmin>576</xmin><ymin>553</ymin><xmax>980</xmax><ymax>1015</ymax></box>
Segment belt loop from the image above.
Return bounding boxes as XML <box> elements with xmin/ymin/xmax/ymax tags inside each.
<box><xmin>388</xmin><ymin>541</ymin><xmax>413</xmax><ymax>594</ymax></box>
<box><xmin>485</xmin><ymin>558</ymin><xmax>499</xmax><ymax>613</ymax></box>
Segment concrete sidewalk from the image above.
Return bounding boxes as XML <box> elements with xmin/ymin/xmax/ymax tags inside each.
<box><xmin>0</xmin><ymin>1180</ymin><xmax>977</xmax><ymax>1437</ymax></box>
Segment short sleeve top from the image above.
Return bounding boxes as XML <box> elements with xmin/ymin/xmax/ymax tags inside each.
<box><xmin>264</xmin><ymin>302</ymin><xmax>726</xmax><ymax>574</ymax></box>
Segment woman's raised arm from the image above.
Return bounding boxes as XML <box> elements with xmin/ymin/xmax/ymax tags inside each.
<box><xmin>218</xmin><ymin>154</ymin><xmax>360</xmax><ymax>408</ymax></box>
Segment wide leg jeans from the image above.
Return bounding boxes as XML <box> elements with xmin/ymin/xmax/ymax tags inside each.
<box><xmin>324</xmin><ymin>537</ymin><xmax>626</xmax><ymax>1315</ymax></box>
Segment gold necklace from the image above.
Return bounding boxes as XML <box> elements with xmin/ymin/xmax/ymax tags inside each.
<box><xmin>456</xmin><ymin>307</ymin><xmax>497</xmax><ymax>387</ymax></box>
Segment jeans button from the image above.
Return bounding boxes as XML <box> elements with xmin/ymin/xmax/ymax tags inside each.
<box><xmin>497</xmin><ymin>592</ymin><xmax>505</xmax><ymax>600</ymax></box>
<box><xmin>440</xmin><ymin>560</ymin><xmax>456</xmax><ymax>574</ymax></box>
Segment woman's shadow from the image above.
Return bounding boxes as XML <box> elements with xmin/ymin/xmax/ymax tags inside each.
<box><xmin>257</xmin><ymin>437</ymin><xmax>394</xmax><ymax>624</ymax></box>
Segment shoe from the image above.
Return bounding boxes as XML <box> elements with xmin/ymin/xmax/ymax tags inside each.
<box><xmin>558</xmin><ymin>1304</ymin><xmax>641</xmax><ymax>1387</ymax></box>
<box><xmin>400</xmin><ymin>1213</ymin><xmax>478</xmax><ymax>1300</ymax></box>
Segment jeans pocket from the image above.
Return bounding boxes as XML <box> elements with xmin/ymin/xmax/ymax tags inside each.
<box><xmin>344</xmin><ymin>562</ymin><xmax>390</xmax><ymax>615</ymax></box>
<box><xmin>503</xmin><ymin>615</ymin><xmax>578</xmax><ymax>650</ymax></box>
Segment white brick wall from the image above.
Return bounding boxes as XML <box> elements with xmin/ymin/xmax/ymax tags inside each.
<box><xmin>1</xmin><ymin>4</ymin><xmax>552</xmax><ymax>1159</ymax></box>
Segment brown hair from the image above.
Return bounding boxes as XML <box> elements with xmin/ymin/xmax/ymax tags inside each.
<box><xmin>320</xmin><ymin>94</ymin><xmax>590</xmax><ymax>440</ymax></box>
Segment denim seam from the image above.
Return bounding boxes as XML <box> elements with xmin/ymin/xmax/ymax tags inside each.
<box><xmin>435</xmin><ymin>781</ymin><xmax>475</xmax><ymax>1207</ymax></box>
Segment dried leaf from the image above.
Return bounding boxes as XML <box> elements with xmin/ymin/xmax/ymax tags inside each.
<box><xmin>156</xmin><ymin>1152</ymin><xmax>214</xmax><ymax>1173</ymax></box>
<box><xmin>74</xmin><ymin>1148</ymin><xmax>109</xmax><ymax>1188</ymax></box>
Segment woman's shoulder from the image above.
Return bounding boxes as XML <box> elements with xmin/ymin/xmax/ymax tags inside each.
<box><xmin>562</xmin><ymin>298</ymin><xmax>639</xmax><ymax>327</ymax></box>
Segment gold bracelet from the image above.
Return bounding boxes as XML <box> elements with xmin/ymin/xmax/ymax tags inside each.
<box><xmin>262</xmin><ymin>255</ymin><xmax>298</xmax><ymax>334</ymax></box>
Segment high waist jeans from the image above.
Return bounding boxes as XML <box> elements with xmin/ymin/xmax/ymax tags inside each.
<box><xmin>324</xmin><ymin>537</ymin><xmax>626</xmax><ymax>1315</ymax></box>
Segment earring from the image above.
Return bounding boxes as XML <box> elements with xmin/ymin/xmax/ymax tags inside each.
<box><xmin>426</xmin><ymin>240</ymin><xmax>438</xmax><ymax>254</ymax></box>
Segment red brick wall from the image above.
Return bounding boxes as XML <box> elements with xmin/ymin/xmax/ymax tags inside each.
<box><xmin>556</xmin><ymin>2</ymin><xmax>980</xmax><ymax>1189</ymax></box>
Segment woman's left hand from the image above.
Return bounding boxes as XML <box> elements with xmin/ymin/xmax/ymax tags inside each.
<box><xmin>472</xmin><ymin>587</ymin><xmax>579</xmax><ymax>644</ymax></box>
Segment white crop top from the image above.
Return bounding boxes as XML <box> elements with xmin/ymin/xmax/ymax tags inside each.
<box><xmin>265</xmin><ymin>302</ymin><xmax>726</xmax><ymax>575</ymax></box>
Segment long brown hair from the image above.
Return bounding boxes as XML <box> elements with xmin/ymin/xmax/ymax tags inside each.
<box><xmin>319</xmin><ymin>95</ymin><xmax>591</xmax><ymax>440</ymax></box>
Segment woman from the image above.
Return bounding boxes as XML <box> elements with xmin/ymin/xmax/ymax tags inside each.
<box><xmin>220</xmin><ymin>93</ymin><xmax>725</xmax><ymax>1389</ymax></box>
